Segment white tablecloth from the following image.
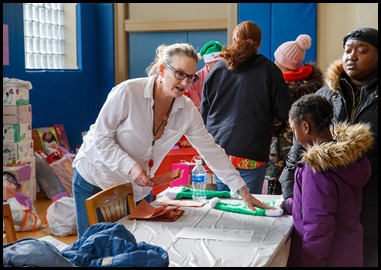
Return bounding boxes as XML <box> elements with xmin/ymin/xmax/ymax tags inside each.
<box><xmin>117</xmin><ymin>194</ymin><xmax>293</xmax><ymax>267</ymax></box>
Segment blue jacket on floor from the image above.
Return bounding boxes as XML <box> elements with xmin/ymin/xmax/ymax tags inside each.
<box><xmin>61</xmin><ymin>222</ymin><xmax>169</xmax><ymax>267</ymax></box>
<box><xmin>3</xmin><ymin>238</ymin><xmax>75</xmax><ymax>267</ymax></box>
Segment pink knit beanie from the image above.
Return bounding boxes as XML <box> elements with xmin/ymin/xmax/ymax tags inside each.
<box><xmin>274</xmin><ymin>34</ymin><xmax>312</xmax><ymax>70</ymax></box>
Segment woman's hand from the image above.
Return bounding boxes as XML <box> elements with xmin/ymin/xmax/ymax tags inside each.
<box><xmin>239</xmin><ymin>188</ymin><xmax>276</xmax><ymax>212</ymax></box>
<box><xmin>130</xmin><ymin>163</ymin><xmax>154</xmax><ymax>187</ymax></box>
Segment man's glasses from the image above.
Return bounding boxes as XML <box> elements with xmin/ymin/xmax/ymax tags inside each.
<box><xmin>164</xmin><ymin>62</ymin><xmax>199</xmax><ymax>83</ymax></box>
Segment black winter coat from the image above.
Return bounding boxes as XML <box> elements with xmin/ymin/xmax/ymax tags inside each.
<box><xmin>201</xmin><ymin>54</ymin><xmax>293</xmax><ymax>162</ymax></box>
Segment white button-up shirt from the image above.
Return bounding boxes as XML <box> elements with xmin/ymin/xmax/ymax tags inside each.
<box><xmin>73</xmin><ymin>75</ymin><xmax>246</xmax><ymax>202</ymax></box>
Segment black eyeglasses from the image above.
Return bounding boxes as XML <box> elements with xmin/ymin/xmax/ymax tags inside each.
<box><xmin>164</xmin><ymin>62</ymin><xmax>199</xmax><ymax>83</ymax></box>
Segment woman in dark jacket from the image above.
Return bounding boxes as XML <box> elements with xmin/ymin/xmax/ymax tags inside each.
<box><xmin>279</xmin><ymin>26</ymin><xmax>378</xmax><ymax>267</ymax></box>
<box><xmin>201</xmin><ymin>21</ymin><xmax>293</xmax><ymax>194</ymax></box>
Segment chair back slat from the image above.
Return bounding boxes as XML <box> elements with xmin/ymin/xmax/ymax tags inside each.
<box><xmin>3</xmin><ymin>203</ymin><xmax>17</xmax><ymax>243</ymax></box>
<box><xmin>99</xmin><ymin>197</ymin><xmax>127</xmax><ymax>222</ymax></box>
<box><xmin>86</xmin><ymin>183</ymin><xmax>136</xmax><ymax>226</ymax></box>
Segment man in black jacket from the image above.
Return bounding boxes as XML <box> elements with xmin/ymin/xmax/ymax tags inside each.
<box><xmin>279</xmin><ymin>26</ymin><xmax>378</xmax><ymax>267</ymax></box>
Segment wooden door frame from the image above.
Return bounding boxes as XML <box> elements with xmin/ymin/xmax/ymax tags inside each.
<box><xmin>113</xmin><ymin>3</ymin><xmax>237</xmax><ymax>85</ymax></box>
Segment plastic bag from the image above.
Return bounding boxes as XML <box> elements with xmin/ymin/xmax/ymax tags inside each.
<box><xmin>3</xmin><ymin>172</ymin><xmax>18</xmax><ymax>201</ymax></box>
<box><xmin>45</xmin><ymin>196</ymin><xmax>77</xmax><ymax>236</ymax></box>
<box><xmin>5</xmin><ymin>194</ymin><xmax>43</xmax><ymax>232</ymax></box>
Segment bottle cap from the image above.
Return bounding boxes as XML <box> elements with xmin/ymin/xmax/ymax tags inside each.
<box><xmin>196</xmin><ymin>159</ymin><xmax>202</xmax><ymax>165</ymax></box>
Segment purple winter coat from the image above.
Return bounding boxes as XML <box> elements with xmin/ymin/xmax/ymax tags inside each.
<box><xmin>285</xmin><ymin>122</ymin><xmax>373</xmax><ymax>267</ymax></box>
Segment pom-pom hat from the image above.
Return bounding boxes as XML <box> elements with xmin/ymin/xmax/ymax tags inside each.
<box><xmin>198</xmin><ymin>40</ymin><xmax>224</xmax><ymax>63</ymax></box>
<box><xmin>274</xmin><ymin>34</ymin><xmax>312</xmax><ymax>70</ymax></box>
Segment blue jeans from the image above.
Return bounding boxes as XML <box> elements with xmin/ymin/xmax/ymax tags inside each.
<box><xmin>214</xmin><ymin>165</ymin><xmax>267</xmax><ymax>194</ymax></box>
<box><xmin>72</xmin><ymin>168</ymin><xmax>153</xmax><ymax>238</ymax></box>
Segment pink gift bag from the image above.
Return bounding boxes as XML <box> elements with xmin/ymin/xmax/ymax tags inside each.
<box><xmin>170</xmin><ymin>162</ymin><xmax>196</xmax><ymax>187</ymax></box>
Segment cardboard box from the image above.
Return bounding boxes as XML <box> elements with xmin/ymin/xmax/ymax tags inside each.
<box><xmin>18</xmin><ymin>176</ymin><xmax>37</xmax><ymax>202</ymax></box>
<box><xmin>3</xmin><ymin>163</ymin><xmax>32</xmax><ymax>181</ymax></box>
<box><xmin>19</xmin><ymin>156</ymin><xmax>37</xmax><ymax>202</ymax></box>
<box><xmin>21</xmin><ymin>156</ymin><xmax>36</xmax><ymax>181</ymax></box>
<box><xmin>34</xmin><ymin>126</ymin><xmax>59</xmax><ymax>151</ymax></box>
<box><xmin>32</xmin><ymin>129</ymin><xmax>43</xmax><ymax>151</ymax></box>
<box><xmin>3</xmin><ymin>123</ymin><xmax>32</xmax><ymax>143</ymax></box>
<box><xmin>3</xmin><ymin>78</ymin><xmax>32</xmax><ymax>106</ymax></box>
<box><xmin>3</xmin><ymin>140</ymin><xmax>34</xmax><ymax>164</ymax></box>
<box><xmin>34</xmin><ymin>152</ymin><xmax>68</xmax><ymax>200</ymax></box>
<box><xmin>49</xmin><ymin>156</ymin><xmax>74</xmax><ymax>197</ymax></box>
<box><xmin>3</xmin><ymin>104</ymin><xmax>32</xmax><ymax>124</ymax></box>
<box><xmin>3</xmin><ymin>156</ymin><xmax>37</xmax><ymax>202</ymax></box>
<box><xmin>52</xmin><ymin>124</ymin><xmax>71</xmax><ymax>151</ymax></box>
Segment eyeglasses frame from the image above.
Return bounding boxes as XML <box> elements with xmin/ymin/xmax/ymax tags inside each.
<box><xmin>164</xmin><ymin>62</ymin><xmax>199</xmax><ymax>83</ymax></box>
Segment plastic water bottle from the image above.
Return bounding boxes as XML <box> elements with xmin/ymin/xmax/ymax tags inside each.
<box><xmin>192</xmin><ymin>159</ymin><xmax>207</xmax><ymax>202</ymax></box>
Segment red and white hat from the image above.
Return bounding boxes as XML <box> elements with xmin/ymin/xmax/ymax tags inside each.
<box><xmin>197</xmin><ymin>40</ymin><xmax>224</xmax><ymax>64</ymax></box>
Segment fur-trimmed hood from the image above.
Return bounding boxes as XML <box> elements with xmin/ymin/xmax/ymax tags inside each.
<box><xmin>324</xmin><ymin>58</ymin><xmax>344</xmax><ymax>91</ymax></box>
<box><xmin>302</xmin><ymin>122</ymin><xmax>373</xmax><ymax>174</ymax></box>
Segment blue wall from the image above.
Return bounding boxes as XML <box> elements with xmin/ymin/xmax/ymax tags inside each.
<box><xmin>128</xmin><ymin>3</ymin><xmax>317</xmax><ymax>80</ymax></box>
<box><xmin>238</xmin><ymin>3</ymin><xmax>317</xmax><ymax>63</ymax></box>
<box><xmin>3</xmin><ymin>3</ymin><xmax>115</xmax><ymax>150</ymax></box>
<box><xmin>129</xmin><ymin>30</ymin><xmax>227</xmax><ymax>79</ymax></box>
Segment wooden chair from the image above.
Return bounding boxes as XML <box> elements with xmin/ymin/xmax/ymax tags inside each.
<box><xmin>85</xmin><ymin>183</ymin><xmax>136</xmax><ymax>226</ymax></box>
<box><xmin>3</xmin><ymin>203</ymin><xmax>17</xmax><ymax>243</ymax></box>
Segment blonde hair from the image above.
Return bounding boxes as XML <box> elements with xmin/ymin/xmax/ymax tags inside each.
<box><xmin>146</xmin><ymin>43</ymin><xmax>199</xmax><ymax>76</ymax></box>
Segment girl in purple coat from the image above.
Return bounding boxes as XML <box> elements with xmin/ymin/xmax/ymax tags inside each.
<box><xmin>284</xmin><ymin>94</ymin><xmax>373</xmax><ymax>267</ymax></box>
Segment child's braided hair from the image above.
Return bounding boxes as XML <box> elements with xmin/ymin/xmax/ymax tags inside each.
<box><xmin>289</xmin><ymin>93</ymin><xmax>333</xmax><ymax>138</ymax></box>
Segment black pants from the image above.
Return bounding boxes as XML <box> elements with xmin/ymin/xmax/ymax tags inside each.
<box><xmin>267</xmin><ymin>180</ymin><xmax>282</xmax><ymax>195</ymax></box>
<box><xmin>363</xmin><ymin>235</ymin><xmax>378</xmax><ymax>267</ymax></box>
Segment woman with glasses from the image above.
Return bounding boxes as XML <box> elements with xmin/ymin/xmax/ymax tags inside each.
<box><xmin>72</xmin><ymin>42</ymin><xmax>274</xmax><ymax>238</ymax></box>
<box><xmin>200</xmin><ymin>21</ymin><xmax>293</xmax><ymax>195</ymax></box>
